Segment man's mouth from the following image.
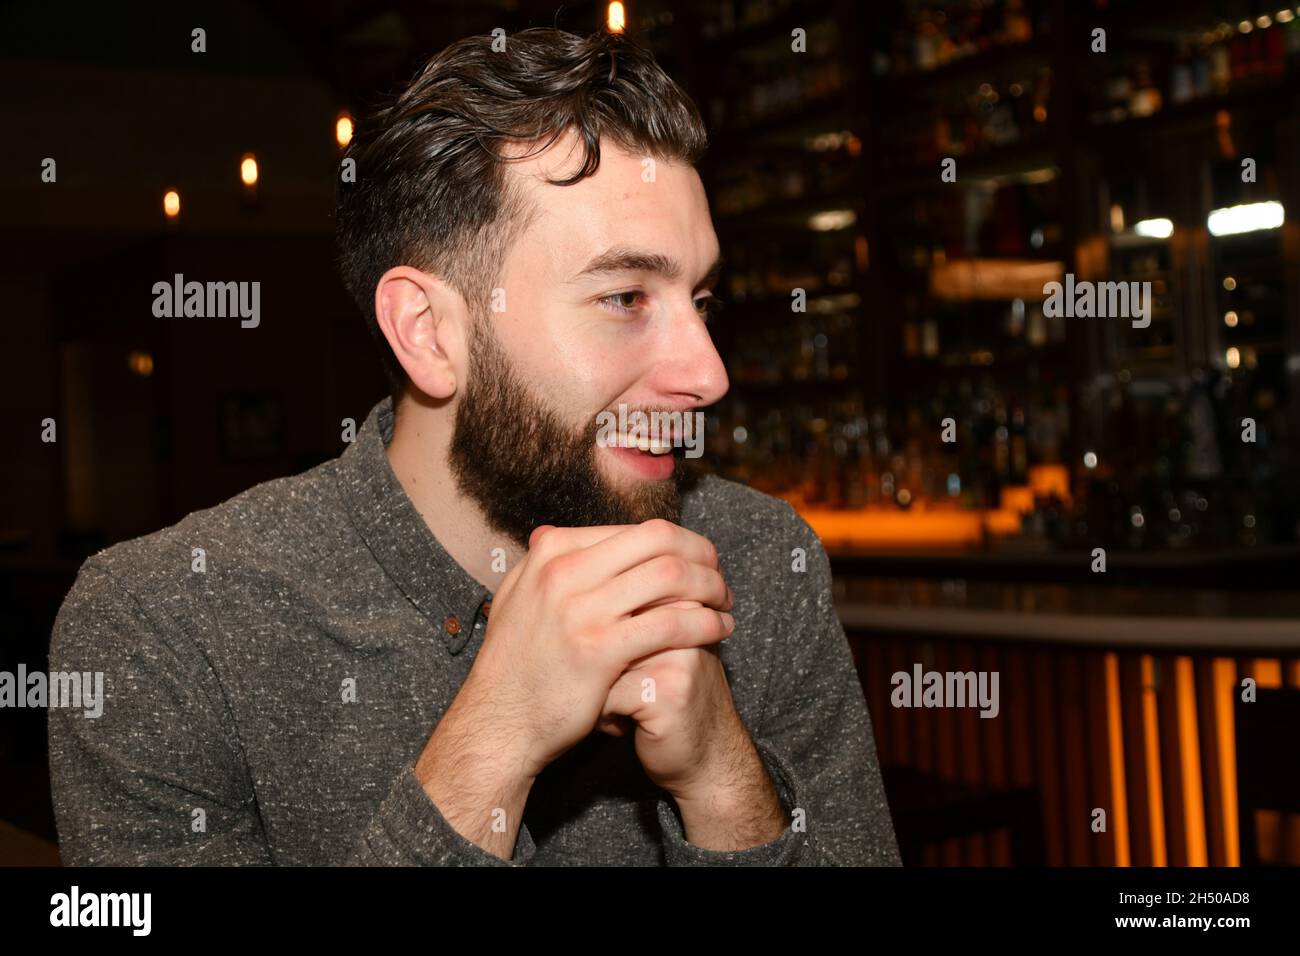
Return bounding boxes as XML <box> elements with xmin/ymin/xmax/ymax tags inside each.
<box><xmin>604</xmin><ymin>433</ymin><xmax>680</xmax><ymax>481</ymax></box>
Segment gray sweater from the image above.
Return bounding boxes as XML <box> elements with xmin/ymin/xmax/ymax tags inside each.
<box><xmin>47</xmin><ymin>396</ymin><xmax>900</xmax><ymax>866</ymax></box>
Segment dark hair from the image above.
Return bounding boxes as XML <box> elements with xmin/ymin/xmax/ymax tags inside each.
<box><xmin>334</xmin><ymin>28</ymin><xmax>708</xmax><ymax>408</ymax></box>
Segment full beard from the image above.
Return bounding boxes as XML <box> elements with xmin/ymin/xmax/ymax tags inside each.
<box><xmin>448</xmin><ymin>315</ymin><xmax>698</xmax><ymax>550</ymax></box>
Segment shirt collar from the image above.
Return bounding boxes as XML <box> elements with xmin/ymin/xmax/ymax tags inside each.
<box><xmin>335</xmin><ymin>396</ymin><xmax>491</xmax><ymax>656</ymax></box>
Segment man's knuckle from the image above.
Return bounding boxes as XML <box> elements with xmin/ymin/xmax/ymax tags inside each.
<box><xmin>656</xmin><ymin>556</ymin><xmax>688</xmax><ymax>586</ymax></box>
<box><xmin>642</xmin><ymin>518</ymin><xmax>677</xmax><ymax>548</ymax></box>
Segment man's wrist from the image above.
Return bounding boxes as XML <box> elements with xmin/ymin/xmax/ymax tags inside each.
<box><xmin>670</xmin><ymin>740</ymin><xmax>788</xmax><ymax>850</ymax></box>
<box><xmin>414</xmin><ymin>698</ymin><xmax>537</xmax><ymax>860</ymax></box>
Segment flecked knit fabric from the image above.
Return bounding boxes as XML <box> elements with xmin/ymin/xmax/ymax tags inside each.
<box><xmin>47</xmin><ymin>396</ymin><xmax>900</xmax><ymax>866</ymax></box>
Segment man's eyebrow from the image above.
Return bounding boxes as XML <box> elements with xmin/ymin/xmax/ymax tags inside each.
<box><xmin>571</xmin><ymin>247</ymin><xmax>725</xmax><ymax>288</ymax></box>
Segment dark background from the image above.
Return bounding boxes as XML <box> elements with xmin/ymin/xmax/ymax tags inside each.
<box><xmin>2</xmin><ymin>0</ymin><xmax>1299</xmax><ymax>866</ymax></box>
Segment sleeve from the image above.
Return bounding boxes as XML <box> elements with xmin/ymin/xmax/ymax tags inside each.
<box><xmin>655</xmin><ymin>511</ymin><xmax>902</xmax><ymax>866</ymax></box>
<box><xmin>49</xmin><ymin>561</ymin><xmax>538</xmax><ymax>867</ymax></box>
<box><xmin>345</xmin><ymin>764</ymin><xmax>536</xmax><ymax>866</ymax></box>
<box><xmin>47</xmin><ymin>561</ymin><xmax>274</xmax><ymax>865</ymax></box>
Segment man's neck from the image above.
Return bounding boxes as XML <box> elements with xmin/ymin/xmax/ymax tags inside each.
<box><xmin>383</xmin><ymin>398</ymin><xmax>524</xmax><ymax>592</ymax></box>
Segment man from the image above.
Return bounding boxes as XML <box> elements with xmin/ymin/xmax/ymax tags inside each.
<box><xmin>48</xmin><ymin>28</ymin><xmax>900</xmax><ymax>866</ymax></box>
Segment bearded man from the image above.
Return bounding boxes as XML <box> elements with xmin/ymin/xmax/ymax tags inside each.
<box><xmin>48</xmin><ymin>28</ymin><xmax>899</xmax><ymax>867</ymax></box>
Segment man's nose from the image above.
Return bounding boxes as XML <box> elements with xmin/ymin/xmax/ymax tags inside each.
<box><xmin>650</xmin><ymin>306</ymin><xmax>730</xmax><ymax>407</ymax></box>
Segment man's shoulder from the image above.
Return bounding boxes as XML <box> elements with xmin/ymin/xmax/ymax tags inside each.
<box><xmin>61</xmin><ymin>458</ymin><xmax>346</xmax><ymax>622</ymax></box>
<box><xmin>681</xmin><ymin>473</ymin><xmax>828</xmax><ymax>572</ymax></box>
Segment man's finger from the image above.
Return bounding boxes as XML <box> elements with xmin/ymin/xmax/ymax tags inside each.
<box><xmin>525</xmin><ymin>520</ymin><xmax>722</xmax><ymax>595</ymax></box>
<box><xmin>601</xmin><ymin>556</ymin><xmax>731</xmax><ymax>618</ymax></box>
<box><xmin>608</xmin><ymin>604</ymin><xmax>734</xmax><ymax>668</ymax></box>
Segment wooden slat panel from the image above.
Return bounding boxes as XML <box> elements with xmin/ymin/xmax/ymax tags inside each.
<box><xmin>1118</xmin><ymin>654</ymin><xmax>1154</xmax><ymax>866</ymax></box>
<box><xmin>1007</xmin><ymin>649</ymin><xmax>1033</xmax><ymax>789</ymax></box>
<box><xmin>913</xmin><ymin>640</ymin><xmax>936</xmax><ymax>776</ymax></box>
<box><xmin>857</xmin><ymin>634</ymin><xmax>890</xmax><ymax>766</ymax></box>
<box><xmin>841</xmin><ymin>632</ymin><xmax>1276</xmax><ymax>867</ymax></box>
<box><xmin>1284</xmin><ymin>660</ymin><xmax>1300</xmax><ymax>865</ymax></box>
<box><xmin>934</xmin><ymin>641</ymin><xmax>959</xmax><ymax>780</ymax></box>
<box><xmin>1194</xmin><ymin>656</ymin><xmax>1229</xmax><ymax>866</ymax></box>
<box><xmin>914</xmin><ymin>639</ymin><xmax>939</xmax><ymax>866</ymax></box>
<box><xmin>1104</xmin><ymin>652</ymin><xmax>1131</xmax><ymax>866</ymax></box>
<box><xmin>1157</xmin><ymin>655</ymin><xmax>1188</xmax><ymax>866</ymax></box>
<box><xmin>1140</xmin><ymin>655</ymin><xmax>1169</xmax><ymax>866</ymax></box>
<box><xmin>1058</xmin><ymin>650</ymin><xmax>1089</xmax><ymax>866</ymax></box>
<box><xmin>1174</xmin><ymin>656</ymin><xmax>1209</xmax><ymax>866</ymax></box>
<box><xmin>982</xmin><ymin>643</ymin><xmax>1011</xmax><ymax>865</ymax></box>
<box><xmin>953</xmin><ymin>641</ymin><xmax>986</xmax><ymax>865</ymax></box>
<box><xmin>887</xmin><ymin>638</ymin><xmax>913</xmax><ymax>767</ymax></box>
<box><xmin>1085</xmin><ymin>652</ymin><xmax>1117</xmax><ymax>865</ymax></box>
<box><xmin>1032</xmin><ymin>649</ymin><xmax>1064</xmax><ymax>866</ymax></box>
<box><xmin>1242</xmin><ymin>658</ymin><xmax>1281</xmax><ymax>863</ymax></box>
<box><xmin>930</xmin><ymin>641</ymin><xmax>963</xmax><ymax>865</ymax></box>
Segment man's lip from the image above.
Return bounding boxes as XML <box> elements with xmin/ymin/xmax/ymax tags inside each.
<box><xmin>604</xmin><ymin>443</ymin><xmax>678</xmax><ymax>479</ymax></box>
<box><xmin>608</xmin><ymin>434</ymin><xmax>679</xmax><ymax>452</ymax></box>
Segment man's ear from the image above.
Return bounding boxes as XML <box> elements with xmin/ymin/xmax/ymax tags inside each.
<box><xmin>373</xmin><ymin>266</ymin><xmax>468</xmax><ymax>400</ymax></box>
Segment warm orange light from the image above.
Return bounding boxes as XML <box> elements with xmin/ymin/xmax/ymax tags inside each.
<box><xmin>1212</xmin><ymin>658</ymin><xmax>1240</xmax><ymax>865</ymax></box>
<box><xmin>1175</xmin><ymin>657</ymin><xmax>1209</xmax><ymax>866</ymax></box>
<box><xmin>930</xmin><ymin>258</ymin><xmax>1065</xmax><ymax>301</ymax></box>
<box><xmin>607</xmin><ymin>1</ymin><xmax>626</xmax><ymax>32</ymax></box>
<box><xmin>854</xmin><ymin>234</ymin><xmax>869</xmax><ymax>270</ymax></box>
<box><xmin>1104</xmin><ymin>653</ymin><xmax>1131</xmax><ymax>866</ymax></box>
<box><xmin>240</xmin><ymin>154</ymin><xmax>259</xmax><ymax>187</ymax></box>
<box><xmin>163</xmin><ymin>189</ymin><xmax>181</xmax><ymax>218</ymax></box>
<box><xmin>127</xmin><ymin>351</ymin><xmax>154</xmax><ymax>377</ymax></box>
<box><xmin>789</xmin><ymin>504</ymin><xmax>1024</xmax><ymax>550</ymax></box>
<box><xmin>1252</xmin><ymin>658</ymin><xmax>1283</xmax><ymax>688</ymax></box>
<box><xmin>1000</xmin><ymin>485</ymin><xmax>1035</xmax><ymax>515</ymax></box>
<box><xmin>1028</xmin><ymin>464</ymin><xmax>1071</xmax><ymax>503</ymax></box>
<box><xmin>336</xmin><ymin>112</ymin><xmax>353</xmax><ymax>148</ymax></box>
<box><xmin>1216</xmin><ymin>109</ymin><xmax>1235</xmax><ymax>156</ymax></box>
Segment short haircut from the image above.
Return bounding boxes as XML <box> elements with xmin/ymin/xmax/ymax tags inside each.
<box><xmin>334</xmin><ymin>28</ymin><xmax>708</xmax><ymax>407</ymax></box>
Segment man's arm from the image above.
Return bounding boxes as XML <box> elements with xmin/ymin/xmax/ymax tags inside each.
<box><xmin>346</xmin><ymin>687</ymin><xmax>538</xmax><ymax>866</ymax></box>
<box><xmin>655</xmin><ymin>511</ymin><xmax>902</xmax><ymax>866</ymax></box>
<box><xmin>47</xmin><ymin>561</ymin><xmax>273</xmax><ymax>865</ymax></box>
<box><xmin>48</xmin><ymin>560</ymin><xmax>535</xmax><ymax>866</ymax></box>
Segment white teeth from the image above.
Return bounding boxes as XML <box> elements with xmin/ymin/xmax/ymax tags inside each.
<box><xmin>618</xmin><ymin>435</ymin><xmax>673</xmax><ymax>454</ymax></box>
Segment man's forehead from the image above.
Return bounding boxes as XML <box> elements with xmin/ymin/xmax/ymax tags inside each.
<box><xmin>501</xmin><ymin>132</ymin><xmax>713</xmax><ymax>278</ymax></box>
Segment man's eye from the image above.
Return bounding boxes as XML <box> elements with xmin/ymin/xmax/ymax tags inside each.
<box><xmin>599</xmin><ymin>291</ymin><xmax>644</xmax><ymax>314</ymax></box>
<box><xmin>695</xmin><ymin>296</ymin><xmax>725</xmax><ymax>321</ymax></box>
